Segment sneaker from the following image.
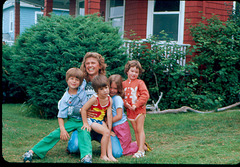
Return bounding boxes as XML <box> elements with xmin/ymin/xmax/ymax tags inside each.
<box><xmin>23</xmin><ymin>151</ymin><xmax>33</xmax><ymax>163</ymax></box>
<box><xmin>81</xmin><ymin>154</ymin><xmax>92</xmax><ymax>163</ymax></box>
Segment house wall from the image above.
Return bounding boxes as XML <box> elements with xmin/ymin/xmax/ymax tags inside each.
<box><xmin>2</xmin><ymin>4</ymin><xmax>69</xmax><ymax>41</ymax></box>
<box><xmin>124</xmin><ymin>0</ymin><xmax>148</xmax><ymax>40</ymax></box>
<box><xmin>2</xmin><ymin>6</ymin><xmax>15</xmax><ymax>41</ymax></box>
<box><xmin>184</xmin><ymin>1</ymin><xmax>233</xmax><ymax>62</ymax></box>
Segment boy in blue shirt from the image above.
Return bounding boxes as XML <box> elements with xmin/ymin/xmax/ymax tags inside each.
<box><xmin>22</xmin><ymin>68</ymin><xmax>92</xmax><ymax>163</ymax></box>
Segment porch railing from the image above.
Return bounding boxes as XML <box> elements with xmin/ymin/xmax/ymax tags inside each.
<box><xmin>123</xmin><ymin>39</ymin><xmax>191</xmax><ymax>66</ymax></box>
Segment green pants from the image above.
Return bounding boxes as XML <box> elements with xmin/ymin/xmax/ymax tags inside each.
<box><xmin>32</xmin><ymin>118</ymin><xmax>92</xmax><ymax>159</ymax></box>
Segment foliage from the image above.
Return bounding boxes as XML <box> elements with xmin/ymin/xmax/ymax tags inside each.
<box><xmin>10</xmin><ymin>14</ymin><xmax>127</xmax><ymax>118</ymax></box>
<box><xmin>128</xmin><ymin>12</ymin><xmax>240</xmax><ymax>110</ymax></box>
<box><xmin>189</xmin><ymin>14</ymin><xmax>240</xmax><ymax>107</ymax></box>
<box><xmin>126</xmin><ymin>33</ymin><xmax>200</xmax><ymax>110</ymax></box>
<box><xmin>2</xmin><ymin>44</ymin><xmax>27</xmax><ymax>103</ymax></box>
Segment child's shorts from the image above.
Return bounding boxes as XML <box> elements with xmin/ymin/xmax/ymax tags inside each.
<box><xmin>87</xmin><ymin>118</ymin><xmax>103</xmax><ymax>126</ymax></box>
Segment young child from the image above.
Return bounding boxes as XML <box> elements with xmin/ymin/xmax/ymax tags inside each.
<box><xmin>22</xmin><ymin>68</ymin><xmax>92</xmax><ymax>163</ymax></box>
<box><xmin>81</xmin><ymin>75</ymin><xmax>117</xmax><ymax>162</ymax></box>
<box><xmin>122</xmin><ymin>60</ymin><xmax>150</xmax><ymax>158</ymax></box>
<box><xmin>109</xmin><ymin>74</ymin><xmax>139</xmax><ymax>156</ymax></box>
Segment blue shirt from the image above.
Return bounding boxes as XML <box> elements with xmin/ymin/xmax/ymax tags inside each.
<box><xmin>112</xmin><ymin>95</ymin><xmax>127</xmax><ymax>127</ymax></box>
<box><xmin>57</xmin><ymin>79</ymin><xmax>87</xmax><ymax>120</ymax></box>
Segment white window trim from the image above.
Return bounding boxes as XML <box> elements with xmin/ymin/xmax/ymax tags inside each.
<box><xmin>35</xmin><ymin>11</ymin><xmax>43</xmax><ymax>24</ymax></box>
<box><xmin>9</xmin><ymin>10</ymin><xmax>13</xmax><ymax>32</ymax></box>
<box><xmin>146</xmin><ymin>0</ymin><xmax>185</xmax><ymax>44</ymax></box>
<box><xmin>105</xmin><ymin>0</ymin><xmax>125</xmax><ymax>37</ymax></box>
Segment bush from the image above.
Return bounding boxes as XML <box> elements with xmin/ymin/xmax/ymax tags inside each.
<box><xmin>11</xmin><ymin>14</ymin><xmax>127</xmax><ymax>118</ymax></box>
<box><xmin>128</xmin><ymin>12</ymin><xmax>240</xmax><ymax>111</ymax></box>
<box><xmin>2</xmin><ymin>44</ymin><xmax>27</xmax><ymax>103</ymax></box>
<box><xmin>189</xmin><ymin>14</ymin><xmax>240</xmax><ymax>107</ymax></box>
<box><xmin>126</xmin><ymin>34</ymin><xmax>197</xmax><ymax>110</ymax></box>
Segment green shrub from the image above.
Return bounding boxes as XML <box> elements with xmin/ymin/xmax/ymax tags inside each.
<box><xmin>128</xmin><ymin>12</ymin><xmax>240</xmax><ymax>111</ymax></box>
<box><xmin>11</xmin><ymin>14</ymin><xmax>127</xmax><ymax>118</ymax></box>
<box><xmin>189</xmin><ymin>14</ymin><xmax>240</xmax><ymax>107</ymax></box>
<box><xmin>2</xmin><ymin>44</ymin><xmax>27</xmax><ymax>103</ymax></box>
<box><xmin>126</xmin><ymin>34</ymin><xmax>196</xmax><ymax>110</ymax></box>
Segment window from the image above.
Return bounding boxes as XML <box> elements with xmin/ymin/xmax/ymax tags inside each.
<box><xmin>79</xmin><ymin>0</ymin><xmax>85</xmax><ymax>16</ymax></box>
<box><xmin>106</xmin><ymin>0</ymin><xmax>125</xmax><ymax>34</ymax></box>
<box><xmin>147</xmin><ymin>0</ymin><xmax>185</xmax><ymax>43</ymax></box>
<box><xmin>35</xmin><ymin>11</ymin><xmax>43</xmax><ymax>24</ymax></box>
<box><xmin>9</xmin><ymin>11</ymin><xmax>13</xmax><ymax>32</ymax></box>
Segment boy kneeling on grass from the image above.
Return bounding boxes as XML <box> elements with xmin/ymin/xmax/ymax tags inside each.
<box><xmin>22</xmin><ymin>68</ymin><xmax>92</xmax><ymax>163</ymax></box>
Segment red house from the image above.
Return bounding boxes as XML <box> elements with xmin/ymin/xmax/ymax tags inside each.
<box><xmin>15</xmin><ymin>0</ymin><xmax>236</xmax><ymax>62</ymax></box>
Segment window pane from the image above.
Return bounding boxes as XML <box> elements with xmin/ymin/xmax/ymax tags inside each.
<box><xmin>79</xmin><ymin>1</ymin><xmax>84</xmax><ymax>8</ymax></box>
<box><xmin>37</xmin><ymin>13</ymin><xmax>43</xmax><ymax>22</ymax></box>
<box><xmin>154</xmin><ymin>0</ymin><xmax>179</xmax><ymax>12</ymax></box>
<box><xmin>110</xmin><ymin>0</ymin><xmax>123</xmax><ymax>7</ymax></box>
<box><xmin>79</xmin><ymin>1</ymin><xmax>85</xmax><ymax>16</ymax></box>
<box><xmin>153</xmin><ymin>14</ymin><xmax>179</xmax><ymax>41</ymax></box>
<box><xmin>110</xmin><ymin>6</ymin><xmax>123</xmax><ymax>17</ymax></box>
<box><xmin>111</xmin><ymin>18</ymin><xmax>123</xmax><ymax>32</ymax></box>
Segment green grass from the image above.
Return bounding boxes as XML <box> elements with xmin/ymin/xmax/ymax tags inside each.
<box><xmin>2</xmin><ymin>104</ymin><xmax>240</xmax><ymax>164</ymax></box>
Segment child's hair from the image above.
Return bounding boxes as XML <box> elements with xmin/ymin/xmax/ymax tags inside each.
<box><xmin>80</xmin><ymin>52</ymin><xmax>107</xmax><ymax>82</ymax></box>
<box><xmin>92</xmin><ymin>75</ymin><xmax>109</xmax><ymax>93</ymax></box>
<box><xmin>66</xmin><ymin>68</ymin><xmax>84</xmax><ymax>84</ymax></box>
<box><xmin>108</xmin><ymin>74</ymin><xmax>124</xmax><ymax>98</ymax></box>
<box><xmin>124</xmin><ymin>60</ymin><xmax>145</xmax><ymax>76</ymax></box>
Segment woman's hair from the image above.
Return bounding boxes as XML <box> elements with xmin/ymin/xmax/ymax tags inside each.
<box><xmin>80</xmin><ymin>52</ymin><xmax>107</xmax><ymax>82</ymax></box>
<box><xmin>66</xmin><ymin>68</ymin><xmax>83</xmax><ymax>84</ymax></box>
<box><xmin>108</xmin><ymin>74</ymin><xmax>124</xmax><ymax>98</ymax></box>
<box><xmin>92</xmin><ymin>75</ymin><xmax>109</xmax><ymax>93</ymax></box>
<box><xmin>124</xmin><ymin>60</ymin><xmax>144</xmax><ymax>76</ymax></box>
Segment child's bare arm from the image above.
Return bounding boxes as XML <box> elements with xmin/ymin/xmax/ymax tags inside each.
<box><xmin>107</xmin><ymin>98</ymin><xmax>113</xmax><ymax>131</ymax></box>
<box><xmin>112</xmin><ymin>108</ymin><xmax>123</xmax><ymax>123</ymax></box>
<box><xmin>58</xmin><ymin>118</ymin><xmax>70</xmax><ymax>141</ymax></box>
<box><xmin>81</xmin><ymin>96</ymin><xmax>96</xmax><ymax>131</ymax></box>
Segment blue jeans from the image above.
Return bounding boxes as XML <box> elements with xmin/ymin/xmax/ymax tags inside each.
<box><xmin>67</xmin><ymin>130</ymin><xmax>123</xmax><ymax>158</ymax></box>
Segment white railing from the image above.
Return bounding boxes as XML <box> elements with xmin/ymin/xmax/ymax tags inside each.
<box><xmin>123</xmin><ymin>39</ymin><xmax>191</xmax><ymax>66</ymax></box>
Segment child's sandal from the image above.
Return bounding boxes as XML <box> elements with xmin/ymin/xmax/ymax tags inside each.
<box><xmin>145</xmin><ymin>142</ymin><xmax>153</xmax><ymax>152</ymax></box>
<box><xmin>133</xmin><ymin>150</ymin><xmax>145</xmax><ymax>158</ymax></box>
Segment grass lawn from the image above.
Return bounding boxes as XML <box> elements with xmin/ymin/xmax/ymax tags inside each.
<box><xmin>2</xmin><ymin>103</ymin><xmax>240</xmax><ymax>164</ymax></box>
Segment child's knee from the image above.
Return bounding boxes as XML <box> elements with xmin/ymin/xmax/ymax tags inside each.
<box><xmin>103</xmin><ymin>129</ymin><xmax>110</xmax><ymax>137</ymax></box>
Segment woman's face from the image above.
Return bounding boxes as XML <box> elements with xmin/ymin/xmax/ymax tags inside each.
<box><xmin>85</xmin><ymin>57</ymin><xmax>101</xmax><ymax>78</ymax></box>
<box><xmin>110</xmin><ymin>82</ymin><xmax>118</xmax><ymax>97</ymax></box>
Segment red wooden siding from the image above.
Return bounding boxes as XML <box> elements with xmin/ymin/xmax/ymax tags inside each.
<box><xmin>124</xmin><ymin>0</ymin><xmax>148</xmax><ymax>40</ymax></box>
<box><xmin>86</xmin><ymin>0</ymin><xmax>101</xmax><ymax>14</ymax></box>
<box><xmin>184</xmin><ymin>1</ymin><xmax>233</xmax><ymax>62</ymax></box>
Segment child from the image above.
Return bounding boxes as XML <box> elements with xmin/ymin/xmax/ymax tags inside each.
<box><xmin>122</xmin><ymin>60</ymin><xmax>150</xmax><ymax>158</ymax></box>
<box><xmin>109</xmin><ymin>74</ymin><xmax>139</xmax><ymax>156</ymax></box>
<box><xmin>22</xmin><ymin>68</ymin><xmax>92</xmax><ymax>163</ymax></box>
<box><xmin>81</xmin><ymin>75</ymin><xmax>117</xmax><ymax>162</ymax></box>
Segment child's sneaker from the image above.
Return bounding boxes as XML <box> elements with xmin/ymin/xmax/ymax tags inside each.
<box><xmin>23</xmin><ymin>151</ymin><xmax>33</xmax><ymax>163</ymax></box>
<box><xmin>81</xmin><ymin>154</ymin><xmax>92</xmax><ymax>163</ymax></box>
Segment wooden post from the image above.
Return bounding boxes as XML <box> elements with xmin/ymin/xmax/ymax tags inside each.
<box><xmin>14</xmin><ymin>0</ymin><xmax>20</xmax><ymax>41</ymax></box>
<box><xmin>44</xmin><ymin>0</ymin><xmax>53</xmax><ymax>17</ymax></box>
<box><xmin>69</xmin><ymin>0</ymin><xmax>76</xmax><ymax>17</ymax></box>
